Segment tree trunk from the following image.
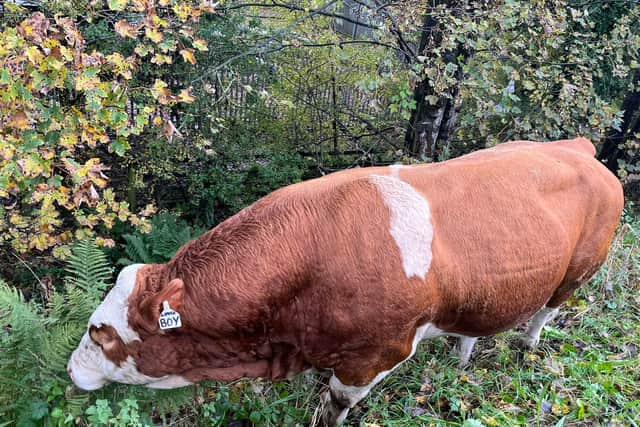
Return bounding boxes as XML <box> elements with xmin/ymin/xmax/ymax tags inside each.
<box><xmin>404</xmin><ymin>3</ymin><xmax>465</xmax><ymax>161</ymax></box>
<box><xmin>598</xmin><ymin>69</ymin><xmax>640</xmax><ymax>178</ymax></box>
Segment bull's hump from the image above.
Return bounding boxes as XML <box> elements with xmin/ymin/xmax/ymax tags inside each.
<box><xmin>369</xmin><ymin>174</ymin><xmax>433</xmax><ymax>281</ymax></box>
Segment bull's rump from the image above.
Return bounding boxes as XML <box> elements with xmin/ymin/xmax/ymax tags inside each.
<box><xmin>389</xmin><ymin>140</ymin><xmax>622</xmax><ymax>336</ymax></box>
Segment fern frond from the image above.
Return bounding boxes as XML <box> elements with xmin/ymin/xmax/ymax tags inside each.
<box><xmin>65</xmin><ymin>240</ymin><xmax>113</xmax><ymax>301</ymax></box>
<box><xmin>0</xmin><ymin>280</ymin><xmax>46</xmax><ymax>413</ymax></box>
<box><xmin>123</xmin><ymin>234</ymin><xmax>154</xmax><ymax>264</ymax></box>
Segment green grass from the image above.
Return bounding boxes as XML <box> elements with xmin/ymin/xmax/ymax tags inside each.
<box><xmin>188</xmin><ymin>224</ymin><xmax>640</xmax><ymax>427</ymax></box>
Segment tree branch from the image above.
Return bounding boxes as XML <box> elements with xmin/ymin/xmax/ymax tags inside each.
<box><xmin>219</xmin><ymin>1</ymin><xmax>380</xmax><ymax>29</ymax></box>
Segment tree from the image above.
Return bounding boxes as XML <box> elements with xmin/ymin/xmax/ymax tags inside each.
<box><xmin>599</xmin><ymin>69</ymin><xmax>640</xmax><ymax>180</ymax></box>
<box><xmin>404</xmin><ymin>1</ymin><xmax>467</xmax><ymax>160</ymax></box>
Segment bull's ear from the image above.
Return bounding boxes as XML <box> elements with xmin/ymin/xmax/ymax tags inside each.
<box><xmin>140</xmin><ymin>278</ymin><xmax>184</xmax><ymax>325</ymax></box>
<box><xmin>89</xmin><ymin>325</ymin><xmax>117</xmax><ymax>350</ymax></box>
<box><xmin>157</xmin><ymin>278</ymin><xmax>184</xmax><ymax>312</ymax></box>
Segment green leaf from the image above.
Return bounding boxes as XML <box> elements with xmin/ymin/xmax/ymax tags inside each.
<box><xmin>107</xmin><ymin>0</ymin><xmax>127</xmax><ymax>11</ymax></box>
<box><xmin>109</xmin><ymin>138</ymin><xmax>130</xmax><ymax>156</ymax></box>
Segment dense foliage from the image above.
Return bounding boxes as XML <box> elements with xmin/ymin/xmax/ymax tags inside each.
<box><xmin>1</xmin><ymin>0</ymin><xmax>640</xmax><ymax>425</ymax></box>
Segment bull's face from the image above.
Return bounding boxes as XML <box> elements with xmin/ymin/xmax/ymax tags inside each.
<box><xmin>67</xmin><ymin>264</ymin><xmax>191</xmax><ymax>390</ymax></box>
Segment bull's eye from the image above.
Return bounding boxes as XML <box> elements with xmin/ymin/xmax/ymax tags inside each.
<box><xmin>89</xmin><ymin>336</ymin><xmax>103</xmax><ymax>349</ymax></box>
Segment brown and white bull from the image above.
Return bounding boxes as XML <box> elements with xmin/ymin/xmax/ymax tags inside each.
<box><xmin>68</xmin><ymin>138</ymin><xmax>623</xmax><ymax>426</ymax></box>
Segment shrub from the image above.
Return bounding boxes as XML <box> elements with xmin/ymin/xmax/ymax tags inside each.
<box><xmin>117</xmin><ymin>213</ymin><xmax>206</xmax><ymax>265</ymax></box>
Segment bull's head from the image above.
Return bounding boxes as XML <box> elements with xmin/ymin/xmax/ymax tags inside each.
<box><xmin>67</xmin><ymin>264</ymin><xmax>191</xmax><ymax>390</ymax></box>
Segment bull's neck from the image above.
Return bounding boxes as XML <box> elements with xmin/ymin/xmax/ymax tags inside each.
<box><xmin>164</xmin><ymin>204</ymin><xmax>310</xmax><ymax>312</ymax></box>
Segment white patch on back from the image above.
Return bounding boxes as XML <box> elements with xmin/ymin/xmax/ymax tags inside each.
<box><xmin>369</xmin><ymin>174</ymin><xmax>433</xmax><ymax>280</ymax></box>
<box><xmin>89</xmin><ymin>264</ymin><xmax>144</xmax><ymax>344</ymax></box>
<box><xmin>389</xmin><ymin>164</ymin><xmax>407</xmax><ymax>179</ymax></box>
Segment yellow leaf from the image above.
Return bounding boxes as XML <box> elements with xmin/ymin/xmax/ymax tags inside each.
<box><xmin>60</xmin><ymin>132</ymin><xmax>78</xmax><ymax>149</ymax></box>
<box><xmin>134</xmin><ymin>44</ymin><xmax>153</xmax><ymax>57</ymax></box>
<box><xmin>193</xmin><ymin>38</ymin><xmax>209</xmax><ymax>52</ymax></box>
<box><xmin>29</xmin><ymin>233</ymin><xmax>50</xmax><ymax>251</ymax></box>
<box><xmin>151</xmin><ymin>54</ymin><xmax>173</xmax><ymax>65</ymax></box>
<box><xmin>153</xmin><ymin>116</ymin><xmax>163</xmax><ymax>126</ymax></box>
<box><xmin>130</xmin><ymin>0</ymin><xmax>146</xmax><ymax>11</ymax></box>
<box><xmin>96</xmin><ymin>237</ymin><xmax>116</xmax><ymax>247</ymax></box>
<box><xmin>178</xmin><ymin>88</ymin><xmax>196</xmax><ymax>103</ymax></box>
<box><xmin>481</xmin><ymin>416</ymin><xmax>500</xmax><ymax>427</ymax></box>
<box><xmin>552</xmin><ymin>403</ymin><xmax>570</xmax><ymax>415</ymax></box>
<box><xmin>151</xmin><ymin>15</ymin><xmax>168</xmax><ymax>28</ymax></box>
<box><xmin>114</xmin><ymin>20</ymin><xmax>138</xmax><ymax>39</ymax></box>
<box><xmin>180</xmin><ymin>48</ymin><xmax>196</xmax><ymax>65</ymax></box>
<box><xmin>58</xmin><ymin>45</ymin><xmax>73</xmax><ymax>61</ymax></box>
<box><xmin>0</xmin><ymin>145</ymin><xmax>15</xmax><ymax>161</ymax></box>
<box><xmin>173</xmin><ymin>3</ymin><xmax>192</xmax><ymax>21</ymax></box>
<box><xmin>145</xmin><ymin>27</ymin><xmax>163</xmax><ymax>43</ymax></box>
<box><xmin>151</xmin><ymin>79</ymin><xmax>172</xmax><ymax>104</ymax></box>
<box><xmin>10</xmin><ymin>213</ymin><xmax>27</xmax><ymax>226</ymax></box>
<box><xmin>8</xmin><ymin>111</ymin><xmax>29</xmax><ymax>130</ymax></box>
<box><xmin>81</xmin><ymin>125</ymin><xmax>109</xmax><ymax>147</ymax></box>
<box><xmin>25</xmin><ymin>46</ymin><xmax>43</xmax><ymax>64</ymax></box>
<box><xmin>107</xmin><ymin>0</ymin><xmax>128</xmax><ymax>11</ymax></box>
<box><xmin>53</xmin><ymin>245</ymin><xmax>72</xmax><ymax>259</ymax></box>
<box><xmin>17</xmin><ymin>157</ymin><xmax>44</xmax><ymax>177</ymax></box>
<box><xmin>106</xmin><ymin>52</ymin><xmax>134</xmax><ymax>79</ymax></box>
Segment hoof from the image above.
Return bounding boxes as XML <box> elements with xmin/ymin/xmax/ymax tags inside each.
<box><xmin>457</xmin><ymin>359</ymin><xmax>470</xmax><ymax>369</ymax></box>
<box><xmin>318</xmin><ymin>391</ymin><xmax>349</xmax><ymax>427</ymax></box>
<box><xmin>517</xmin><ymin>335</ymin><xmax>538</xmax><ymax>351</ymax></box>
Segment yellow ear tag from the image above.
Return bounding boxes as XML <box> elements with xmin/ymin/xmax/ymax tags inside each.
<box><xmin>158</xmin><ymin>301</ymin><xmax>182</xmax><ymax>330</ymax></box>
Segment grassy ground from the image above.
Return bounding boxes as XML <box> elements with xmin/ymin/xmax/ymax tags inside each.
<box><xmin>174</xmin><ymin>223</ymin><xmax>640</xmax><ymax>427</ymax></box>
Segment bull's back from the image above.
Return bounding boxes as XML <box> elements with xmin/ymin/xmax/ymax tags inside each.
<box><xmin>397</xmin><ymin>140</ymin><xmax>622</xmax><ymax>335</ymax></box>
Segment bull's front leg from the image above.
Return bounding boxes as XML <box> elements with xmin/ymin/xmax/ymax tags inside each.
<box><xmin>320</xmin><ymin>374</ymin><xmax>384</xmax><ymax>426</ymax></box>
<box><xmin>320</xmin><ymin>346</ymin><xmax>417</xmax><ymax>426</ymax></box>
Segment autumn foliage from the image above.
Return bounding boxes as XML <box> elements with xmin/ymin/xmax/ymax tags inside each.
<box><xmin>0</xmin><ymin>1</ymin><xmax>211</xmax><ymax>256</ymax></box>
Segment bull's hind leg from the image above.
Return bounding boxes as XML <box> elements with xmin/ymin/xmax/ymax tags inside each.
<box><xmin>520</xmin><ymin>306</ymin><xmax>559</xmax><ymax>349</ymax></box>
<box><xmin>520</xmin><ymin>262</ymin><xmax>602</xmax><ymax>350</ymax></box>
<box><xmin>453</xmin><ymin>336</ymin><xmax>479</xmax><ymax>367</ymax></box>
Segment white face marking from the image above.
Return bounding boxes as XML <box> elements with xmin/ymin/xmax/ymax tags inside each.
<box><xmin>370</xmin><ymin>174</ymin><xmax>433</xmax><ymax>280</ymax></box>
<box><xmin>68</xmin><ymin>264</ymin><xmax>193</xmax><ymax>390</ymax></box>
<box><xmin>89</xmin><ymin>264</ymin><xmax>144</xmax><ymax>344</ymax></box>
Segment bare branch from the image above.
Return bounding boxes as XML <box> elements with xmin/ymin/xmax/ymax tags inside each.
<box><xmin>219</xmin><ymin>1</ymin><xmax>380</xmax><ymax>29</ymax></box>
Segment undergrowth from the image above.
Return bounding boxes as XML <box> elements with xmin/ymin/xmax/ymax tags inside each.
<box><xmin>1</xmin><ymin>218</ymin><xmax>639</xmax><ymax>426</ymax></box>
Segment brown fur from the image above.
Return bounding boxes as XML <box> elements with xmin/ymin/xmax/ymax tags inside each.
<box><xmin>89</xmin><ymin>325</ymin><xmax>129</xmax><ymax>366</ymax></box>
<box><xmin>103</xmin><ymin>138</ymin><xmax>622</xmax><ymax>387</ymax></box>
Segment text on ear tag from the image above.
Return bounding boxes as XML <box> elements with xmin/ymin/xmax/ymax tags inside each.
<box><xmin>159</xmin><ymin>301</ymin><xmax>182</xmax><ymax>330</ymax></box>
